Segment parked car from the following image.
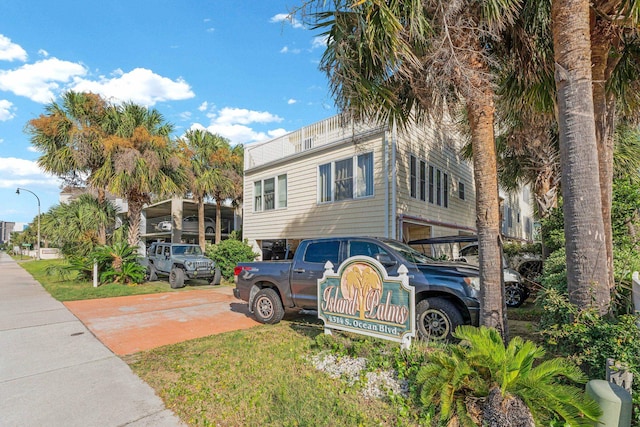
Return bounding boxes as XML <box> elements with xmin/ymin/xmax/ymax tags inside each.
<box><xmin>155</xmin><ymin>216</ymin><xmax>215</xmax><ymax>234</ymax></box>
<box><xmin>234</xmin><ymin>236</ymin><xmax>481</xmax><ymax>341</ymax></box>
<box><xmin>408</xmin><ymin>235</ymin><xmax>529</xmax><ymax>308</ymax></box>
<box><xmin>144</xmin><ymin>242</ymin><xmax>221</xmax><ymax>288</ymax></box>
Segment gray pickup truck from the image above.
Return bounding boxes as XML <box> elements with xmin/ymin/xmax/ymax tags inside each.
<box><xmin>234</xmin><ymin>236</ymin><xmax>481</xmax><ymax>340</ymax></box>
<box><xmin>146</xmin><ymin>242</ymin><xmax>221</xmax><ymax>288</ymax></box>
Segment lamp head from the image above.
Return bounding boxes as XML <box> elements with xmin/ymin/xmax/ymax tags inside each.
<box><xmin>16</xmin><ymin>188</ymin><xmax>20</xmax><ymax>195</ymax></box>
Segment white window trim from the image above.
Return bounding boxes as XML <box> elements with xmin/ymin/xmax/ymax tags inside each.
<box><xmin>318</xmin><ymin>152</ymin><xmax>374</xmax><ymax>204</ymax></box>
<box><xmin>253</xmin><ymin>174</ymin><xmax>288</xmax><ymax>213</ymax></box>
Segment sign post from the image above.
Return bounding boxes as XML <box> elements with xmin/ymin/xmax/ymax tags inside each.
<box><xmin>317</xmin><ymin>256</ymin><xmax>416</xmax><ymax>349</ymax></box>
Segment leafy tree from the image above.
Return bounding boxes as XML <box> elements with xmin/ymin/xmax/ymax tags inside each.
<box><xmin>27</xmin><ymin>91</ymin><xmax>110</xmax><ymax>244</ymax></box>
<box><xmin>205</xmin><ymin>238</ymin><xmax>258</xmax><ymax>281</ymax></box>
<box><xmin>40</xmin><ymin>194</ymin><xmax>118</xmax><ymax>257</ymax></box>
<box><xmin>94</xmin><ymin>103</ymin><xmax>187</xmax><ymax>247</ymax></box>
<box><xmin>417</xmin><ymin>326</ymin><xmax>601</xmax><ymax>426</ymax></box>
<box><xmin>302</xmin><ymin>0</ymin><xmax>520</xmax><ymax>339</ymax></box>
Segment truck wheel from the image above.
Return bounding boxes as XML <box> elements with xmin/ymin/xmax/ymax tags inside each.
<box><xmin>169</xmin><ymin>267</ymin><xmax>185</xmax><ymax>289</ymax></box>
<box><xmin>210</xmin><ymin>268</ymin><xmax>222</xmax><ymax>286</ymax></box>
<box><xmin>253</xmin><ymin>288</ymin><xmax>284</xmax><ymax>324</ymax></box>
<box><xmin>505</xmin><ymin>284</ymin><xmax>526</xmax><ymax>308</ymax></box>
<box><xmin>416</xmin><ymin>298</ymin><xmax>463</xmax><ymax>341</ymax></box>
<box><xmin>146</xmin><ymin>264</ymin><xmax>158</xmax><ymax>281</ymax></box>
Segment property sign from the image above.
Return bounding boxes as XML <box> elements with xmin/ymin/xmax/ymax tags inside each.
<box><xmin>317</xmin><ymin>256</ymin><xmax>415</xmax><ymax>348</ymax></box>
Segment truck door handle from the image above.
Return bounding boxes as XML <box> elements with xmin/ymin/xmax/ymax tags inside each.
<box><xmin>293</xmin><ymin>268</ymin><xmax>306</xmax><ymax>273</ymax></box>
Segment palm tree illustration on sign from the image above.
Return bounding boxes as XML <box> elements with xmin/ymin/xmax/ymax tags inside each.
<box><xmin>340</xmin><ymin>263</ymin><xmax>382</xmax><ymax>319</ymax></box>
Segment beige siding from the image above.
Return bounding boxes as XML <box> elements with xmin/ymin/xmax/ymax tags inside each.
<box><xmin>244</xmin><ymin>133</ymin><xmax>391</xmax><ymax>251</ymax></box>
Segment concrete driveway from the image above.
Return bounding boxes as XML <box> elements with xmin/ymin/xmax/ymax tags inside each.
<box><xmin>64</xmin><ymin>287</ymin><xmax>260</xmax><ymax>355</ymax></box>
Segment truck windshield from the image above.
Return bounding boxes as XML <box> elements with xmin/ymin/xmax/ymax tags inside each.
<box><xmin>172</xmin><ymin>245</ymin><xmax>202</xmax><ymax>256</ymax></box>
<box><xmin>381</xmin><ymin>239</ymin><xmax>435</xmax><ymax>264</ymax></box>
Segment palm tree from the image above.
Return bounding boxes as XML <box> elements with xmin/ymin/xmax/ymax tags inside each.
<box><xmin>40</xmin><ymin>194</ymin><xmax>118</xmax><ymax>256</ymax></box>
<box><xmin>304</xmin><ymin>0</ymin><xmax>522</xmax><ymax>339</ymax></box>
<box><xmin>26</xmin><ymin>91</ymin><xmax>110</xmax><ymax>244</ymax></box>
<box><xmin>94</xmin><ymin>103</ymin><xmax>187</xmax><ymax>247</ymax></box>
<box><xmin>209</xmin><ymin>143</ymin><xmax>243</xmax><ymax>245</ymax></box>
<box><xmin>177</xmin><ymin>129</ymin><xmax>227</xmax><ymax>250</ymax></box>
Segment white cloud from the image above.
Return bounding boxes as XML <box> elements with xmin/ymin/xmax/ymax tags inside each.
<box><xmin>71</xmin><ymin>68</ymin><xmax>195</xmax><ymax>107</ymax></box>
<box><xmin>280</xmin><ymin>46</ymin><xmax>301</xmax><ymax>54</ymax></box>
<box><xmin>0</xmin><ymin>99</ymin><xmax>15</xmax><ymax>121</ymax></box>
<box><xmin>212</xmin><ymin>107</ymin><xmax>282</xmax><ymax>126</ymax></box>
<box><xmin>311</xmin><ymin>35</ymin><xmax>328</xmax><ymax>50</ymax></box>
<box><xmin>0</xmin><ymin>157</ymin><xmax>60</xmax><ymax>189</ymax></box>
<box><xmin>198</xmin><ymin>101</ymin><xmax>208</xmax><ymax>111</ymax></box>
<box><xmin>38</xmin><ymin>49</ymin><xmax>49</xmax><ymax>57</ymax></box>
<box><xmin>27</xmin><ymin>146</ymin><xmax>38</xmax><ymax>152</ymax></box>
<box><xmin>0</xmin><ymin>58</ymin><xmax>87</xmax><ymax>103</ymax></box>
<box><xmin>287</xmin><ymin>98</ymin><xmax>297</xmax><ymax>105</ymax></box>
<box><xmin>270</xmin><ymin>13</ymin><xmax>304</xmax><ymax>29</ymax></box>
<box><xmin>267</xmin><ymin>128</ymin><xmax>289</xmax><ymax>139</ymax></box>
<box><xmin>0</xmin><ymin>34</ymin><xmax>27</xmax><ymax>62</ymax></box>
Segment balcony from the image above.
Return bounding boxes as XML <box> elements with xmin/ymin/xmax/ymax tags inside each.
<box><xmin>244</xmin><ymin>114</ymin><xmax>385</xmax><ymax>170</ymax></box>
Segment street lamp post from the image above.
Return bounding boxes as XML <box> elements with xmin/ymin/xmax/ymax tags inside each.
<box><xmin>16</xmin><ymin>187</ymin><xmax>41</xmax><ymax>260</ymax></box>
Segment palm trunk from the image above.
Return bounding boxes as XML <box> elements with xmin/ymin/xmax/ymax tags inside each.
<box><xmin>127</xmin><ymin>201</ymin><xmax>143</xmax><ymax>248</ymax></box>
<box><xmin>552</xmin><ymin>0</ymin><xmax>610</xmax><ymax>313</ymax></box>
<box><xmin>96</xmin><ymin>187</ymin><xmax>107</xmax><ymax>245</ymax></box>
<box><xmin>591</xmin><ymin>20</ymin><xmax>619</xmax><ymax>293</ymax></box>
<box><xmin>467</xmin><ymin>95</ymin><xmax>507</xmax><ymax>340</ymax></box>
<box><xmin>198</xmin><ymin>195</ymin><xmax>206</xmax><ymax>251</ymax></box>
<box><xmin>215</xmin><ymin>197</ymin><xmax>222</xmax><ymax>244</ymax></box>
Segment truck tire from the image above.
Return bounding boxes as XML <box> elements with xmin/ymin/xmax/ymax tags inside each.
<box><xmin>210</xmin><ymin>268</ymin><xmax>222</xmax><ymax>286</ymax></box>
<box><xmin>505</xmin><ymin>284</ymin><xmax>526</xmax><ymax>308</ymax></box>
<box><xmin>416</xmin><ymin>297</ymin><xmax>463</xmax><ymax>341</ymax></box>
<box><xmin>253</xmin><ymin>288</ymin><xmax>285</xmax><ymax>324</ymax></box>
<box><xmin>146</xmin><ymin>264</ymin><xmax>158</xmax><ymax>281</ymax></box>
<box><xmin>169</xmin><ymin>267</ymin><xmax>185</xmax><ymax>289</ymax></box>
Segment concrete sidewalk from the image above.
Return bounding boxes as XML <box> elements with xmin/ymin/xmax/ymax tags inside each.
<box><xmin>0</xmin><ymin>252</ymin><xmax>184</xmax><ymax>427</ymax></box>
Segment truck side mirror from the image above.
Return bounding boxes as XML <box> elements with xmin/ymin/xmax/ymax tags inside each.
<box><xmin>376</xmin><ymin>253</ymin><xmax>396</xmax><ymax>267</ymax></box>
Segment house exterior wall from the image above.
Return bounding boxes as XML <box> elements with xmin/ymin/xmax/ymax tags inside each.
<box><xmin>243</xmin><ymin>114</ymin><xmax>535</xmax><ymax>258</ymax></box>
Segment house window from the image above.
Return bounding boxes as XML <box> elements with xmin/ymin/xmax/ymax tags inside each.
<box><xmin>443</xmin><ymin>173</ymin><xmax>449</xmax><ymax>208</ymax></box>
<box><xmin>318</xmin><ymin>153</ymin><xmax>374</xmax><ymax>203</ymax></box>
<box><xmin>254</xmin><ymin>174</ymin><xmax>288</xmax><ymax>212</ymax></box>
<box><xmin>419</xmin><ymin>160</ymin><xmax>426</xmax><ymax>201</ymax></box>
<box><xmin>334</xmin><ymin>158</ymin><xmax>353</xmax><ymax>201</ymax></box>
<box><xmin>254</xmin><ymin>181</ymin><xmax>262</xmax><ymax>212</ymax></box>
<box><xmin>410</xmin><ymin>155</ymin><xmax>417</xmax><ymax>198</ymax></box>
<box><xmin>428</xmin><ymin>165</ymin><xmax>435</xmax><ymax>203</ymax></box>
<box><xmin>277</xmin><ymin>174</ymin><xmax>287</xmax><ymax>208</ymax></box>
<box><xmin>264</xmin><ymin>178</ymin><xmax>275</xmax><ymax>210</ymax></box>
<box><xmin>356</xmin><ymin>152</ymin><xmax>374</xmax><ymax>197</ymax></box>
<box><xmin>459</xmin><ymin>181</ymin><xmax>465</xmax><ymax>200</ymax></box>
<box><xmin>436</xmin><ymin>169</ymin><xmax>442</xmax><ymax>206</ymax></box>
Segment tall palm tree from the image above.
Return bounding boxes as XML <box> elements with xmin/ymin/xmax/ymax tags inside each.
<box><xmin>209</xmin><ymin>143</ymin><xmax>243</xmax><ymax>244</ymax></box>
<box><xmin>305</xmin><ymin>0</ymin><xmax>522</xmax><ymax>339</ymax></box>
<box><xmin>26</xmin><ymin>91</ymin><xmax>110</xmax><ymax>244</ymax></box>
<box><xmin>177</xmin><ymin>129</ymin><xmax>227</xmax><ymax>250</ymax></box>
<box><xmin>94</xmin><ymin>103</ymin><xmax>187</xmax><ymax>247</ymax></box>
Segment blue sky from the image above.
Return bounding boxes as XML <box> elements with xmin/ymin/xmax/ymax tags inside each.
<box><xmin>0</xmin><ymin>1</ymin><xmax>336</xmax><ymax>225</ymax></box>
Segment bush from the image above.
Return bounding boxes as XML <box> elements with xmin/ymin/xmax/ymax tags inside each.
<box><xmin>205</xmin><ymin>239</ymin><xmax>258</xmax><ymax>281</ymax></box>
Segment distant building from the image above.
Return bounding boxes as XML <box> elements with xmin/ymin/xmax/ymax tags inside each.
<box><xmin>0</xmin><ymin>221</ymin><xmax>15</xmax><ymax>244</ymax></box>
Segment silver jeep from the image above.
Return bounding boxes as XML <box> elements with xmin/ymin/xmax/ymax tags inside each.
<box><xmin>145</xmin><ymin>242</ymin><xmax>221</xmax><ymax>288</ymax></box>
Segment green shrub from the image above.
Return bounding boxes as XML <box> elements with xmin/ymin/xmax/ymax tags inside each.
<box><xmin>416</xmin><ymin>326</ymin><xmax>600</xmax><ymax>426</ymax></box>
<box><xmin>205</xmin><ymin>239</ymin><xmax>258</xmax><ymax>281</ymax></box>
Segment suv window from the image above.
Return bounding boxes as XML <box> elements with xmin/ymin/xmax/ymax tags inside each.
<box><xmin>304</xmin><ymin>241</ymin><xmax>340</xmax><ymax>264</ymax></box>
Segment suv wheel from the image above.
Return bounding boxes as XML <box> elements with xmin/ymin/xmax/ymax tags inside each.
<box><xmin>505</xmin><ymin>284</ymin><xmax>526</xmax><ymax>308</ymax></box>
<box><xmin>416</xmin><ymin>298</ymin><xmax>463</xmax><ymax>341</ymax></box>
<box><xmin>169</xmin><ymin>267</ymin><xmax>185</xmax><ymax>289</ymax></box>
<box><xmin>210</xmin><ymin>268</ymin><xmax>222</xmax><ymax>286</ymax></box>
<box><xmin>205</xmin><ymin>226</ymin><xmax>214</xmax><ymax>234</ymax></box>
<box><xmin>253</xmin><ymin>288</ymin><xmax>284</xmax><ymax>324</ymax></box>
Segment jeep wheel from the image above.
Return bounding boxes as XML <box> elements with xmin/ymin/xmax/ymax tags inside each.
<box><xmin>146</xmin><ymin>264</ymin><xmax>158</xmax><ymax>281</ymax></box>
<box><xmin>210</xmin><ymin>268</ymin><xmax>222</xmax><ymax>286</ymax></box>
<box><xmin>253</xmin><ymin>288</ymin><xmax>284</xmax><ymax>324</ymax></box>
<box><xmin>169</xmin><ymin>267</ymin><xmax>185</xmax><ymax>289</ymax></box>
<box><xmin>416</xmin><ymin>298</ymin><xmax>463</xmax><ymax>341</ymax></box>
<box><xmin>505</xmin><ymin>284</ymin><xmax>526</xmax><ymax>308</ymax></box>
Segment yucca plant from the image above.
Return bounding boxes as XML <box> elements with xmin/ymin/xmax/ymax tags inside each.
<box><xmin>417</xmin><ymin>326</ymin><xmax>602</xmax><ymax>426</ymax></box>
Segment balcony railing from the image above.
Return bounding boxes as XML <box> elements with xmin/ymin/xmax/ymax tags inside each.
<box><xmin>244</xmin><ymin>114</ymin><xmax>385</xmax><ymax>170</ymax></box>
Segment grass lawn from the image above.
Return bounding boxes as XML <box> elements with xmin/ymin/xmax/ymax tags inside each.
<box><xmin>125</xmin><ymin>319</ymin><xmax>423</xmax><ymax>427</ymax></box>
<box><xmin>17</xmin><ymin>258</ymin><xmax>231</xmax><ymax>302</ymax></box>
